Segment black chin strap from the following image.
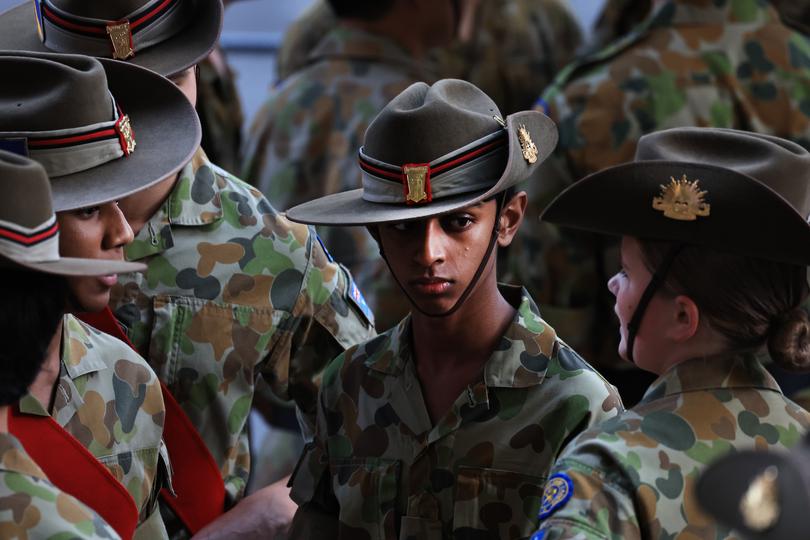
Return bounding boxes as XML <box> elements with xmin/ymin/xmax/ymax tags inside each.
<box><xmin>625</xmin><ymin>244</ymin><xmax>684</xmax><ymax>364</ymax></box>
<box><xmin>380</xmin><ymin>191</ymin><xmax>508</xmax><ymax>318</ymax></box>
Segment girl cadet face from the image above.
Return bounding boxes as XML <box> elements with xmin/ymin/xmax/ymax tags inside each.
<box><xmin>57</xmin><ymin>202</ymin><xmax>135</xmax><ymax>312</ymax></box>
<box><xmin>608</xmin><ymin>236</ymin><xmax>690</xmax><ymax>375</ymax></box>
<box><xmin>376</xmin><ymin>199</ymin><xmax>502</xmax><ymax>315</ymax></box>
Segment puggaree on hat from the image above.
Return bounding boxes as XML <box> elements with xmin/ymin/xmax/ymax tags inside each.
<box><xmin>286</xmin><ymin>78</ymin><xmax>558</xmax><ymax>226</ymax></box>
<box><xmin>0</xmin><ymin>51</ymin><xmax>200</xmax><ymax>211</ymax></box>
<box><xmin>0</xmin><ymin>0</ymin><xmax>222</xmax><ymax>77</ymax></box>
<box><xmin>0</xmin><ymin>149</ymin><xmax>145</xmax><ymax>275</ymax></box>
<box><xmin>541</xmin><ymin>127</ymin><xmax>810</xmax><ymax>266</ymax></box>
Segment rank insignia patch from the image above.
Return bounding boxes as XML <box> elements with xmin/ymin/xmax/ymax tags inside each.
<box><xmin>538</xmin><ymin>472</ymin><xmax>574</xmax><ymax>520</ymax></box>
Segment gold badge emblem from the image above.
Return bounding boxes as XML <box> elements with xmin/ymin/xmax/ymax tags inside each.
<box><xmin>740</xmin><ymin>466</ymin><xmax>780</xmax><ymax>531</ymax></box>
<box><xmin>402</xmin><ymin>164</ymin><xmax>431</xmax><ymax>204</ymax></box>
<box><xmin>117</xmin><ymin>114</ymin><xmax>136</xmax><ymax>155</ymax></box>
<box><xmin>518</xmin><ymin>124</ymin><xmax>538</xmax><ymax>164</ymax></box>
<box><xmin>652</xmin><ymin>174</ymin><xmax>711</xmax><ymax>221</ymax></box>
<box><xmin>106</xmin><ymin>21</ymin><xmax>134</xmax><ymax>60</ymax></box>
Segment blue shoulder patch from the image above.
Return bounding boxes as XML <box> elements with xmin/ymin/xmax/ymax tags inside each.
<box><xmin>315</xmin><ymin>234</ymin><xmax>334</xmax><ymax>263</ymax></box>
<box><xmin>534</xmin><ymin>97</ymin><xmax>550</xmax><ymax>116</ymax></box>
<box><xmin>538</xmin><ymin>472</ymin><xmax>574</xmax><ymax>520</ymax></box>
<box><xmin>530</xmin><ymin>530</ymin><xmax>546</xmax><ymax>540</ymax></box>
<box><xmin>347</xmin><ymin>276</ymin><xmax>374</xmax><ymax>326</ymax></box>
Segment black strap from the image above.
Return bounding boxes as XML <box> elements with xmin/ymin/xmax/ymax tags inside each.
<box><xmin>380</xmin><ymin>191</ymin><xmax>508</xmax><ymax>318</ymax></box>
<box><xmin>625</xmin><ymin>243</ymin><xmax>684</xmax><ymax>364</ymax></box>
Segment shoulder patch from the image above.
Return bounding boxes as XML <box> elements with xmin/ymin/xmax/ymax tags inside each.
<box><xmin>347</xmin><ymin>274</ymin><xmax>374</xmax><ymax>326</ymax></box>
<box><xmin>538</xmin><ymin>472</ymin><xmax>574</xmax><ymax>520</ymax></box>
<box><xmin>530</xmin><ymin>530</ymin><xmax>546</xmax><ymax>540</ymax></box>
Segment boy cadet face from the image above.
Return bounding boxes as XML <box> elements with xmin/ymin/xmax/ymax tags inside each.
<box><xmin>377</xmin><ymin>195</ymin><xmax>524</xmax><ymax>314</ymax></box>
<box><xmin>608</xmin><ymin>236</ymin><xmax>680</xmax><ymax>374</ymax></box>
<box><xmin>57</xmin><ymin>202</ymin><xmax>135</xmax><ymax>313</ymax></box>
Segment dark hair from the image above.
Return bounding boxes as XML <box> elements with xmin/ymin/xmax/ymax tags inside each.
<box><xmin>0</xmin><ymin>269</ymin><xmax>68</xmax><ymax>405</ymax></box>
<box><xmin>638</xmin><ymin>240</ymin><xmax>810</xmax><ymax>371</ymax></box>
<box><xmin>326</xmin><ymin>0</ymin><xmax>396</xmax><ymax>20</ymax></box>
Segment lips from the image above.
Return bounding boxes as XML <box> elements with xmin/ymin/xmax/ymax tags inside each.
<box><xmin>97</xmin><ymin>274</ymin><xmax>118</xmax><ymax>288</ymax></box>
<box><xmin>409</xmin><ymin>276</ymin><xmax>453</xmax><ymax>295</ymax></box>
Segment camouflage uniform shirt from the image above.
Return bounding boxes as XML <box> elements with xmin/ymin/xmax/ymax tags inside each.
<box><xmin>0</xmin><ymin>431</ymin><xmax>121</xmax><ymax>539</ymax></box>
<box><xmin>290</xmin><ymin>286</ymin><xmax>623</xmax><ymax>539</ymax></box>
<box><xmin>110</xmin><ymin>148</ymin><xmax>376</xmax><ymax>504</ymax></box>
<box><xmin>19</xmin><ymin>314</ymin><xmax>168</xmax><ymax>537</ymax></box>
<box><xmin>506</xmin><ymin>0</ymin><xmax>810</xmax><ymax>372</ymax></box>
<box><xmin>533</xmin><ymin>353</ymin><xmax>810</xmax><ymax>540</ymax></box>
<box><xmin>242</xmin><ymin>26</ymin><xmax>434</xmax><ymax>331</ymax></box>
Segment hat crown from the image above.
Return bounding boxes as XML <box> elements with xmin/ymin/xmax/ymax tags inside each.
<box><xmin>0</xmin><ymin>52</ymin><xmax>112</xmax><ymax>132</ymax></box>
<box><xmin>0</xmin><ymin>150</ymin><xmax>53</xmax><ymax>228</ymax></box>
<box><xmin>363</xmin><ymin>79</ymin><xmax>505</xmax><ymax>165</ymax></box>
<box><xmin>636</xmin><ymin>128</ymin><xmax>810</xmax><ymax>221</ymax></box>
<box><xmin>50</xmin><ymin>0</ymin><xmax>151</xmax><ymax>19</ymax></box>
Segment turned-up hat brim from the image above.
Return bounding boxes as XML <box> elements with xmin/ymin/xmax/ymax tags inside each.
<box><xmin>0</xmin><ymin>0</ymin><xmax>222</xmax><ymax>77</ymax></box>
<box><xmin>287</xmin><ymin>110</ymin><xmax>557</xmax><ymax>225</ymax></box>
<box><xmin>0</xmin><ymin>51</ymin><xmax>201</xmax><ymax>212</ymax></box>
<box><xmin>696</xmin><ymin>438</ymin><xmax>810</xmax><ymax>540</ymax></box>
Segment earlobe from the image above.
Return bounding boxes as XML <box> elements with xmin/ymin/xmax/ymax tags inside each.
<box><xmin>671</xmin><ymin>295</ymin><xmax>700</xmax><ymax>342</ymax></box>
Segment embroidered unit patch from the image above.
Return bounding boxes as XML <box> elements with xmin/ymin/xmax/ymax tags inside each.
<box><xmin>538</xmin><ymin>472</ymin><xmax>574</xmax><ymax>520</ymax></box>
<box><xmin>348</xmin><ymin>276</ymin><xmax>374</xmax><ymax>326</ymax></box>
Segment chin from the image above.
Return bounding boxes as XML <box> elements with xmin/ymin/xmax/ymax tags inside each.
<box><xmin>72</xmin><ymin>292</ymin><xmax>111</xmax><ymax>314</ymax></box>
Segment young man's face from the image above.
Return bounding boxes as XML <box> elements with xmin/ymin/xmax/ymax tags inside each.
<box><xmin>376</xmin><ymin>199</ymin><xmax>501</xmax><ymax>315</ymax></box>
<box><xmin>57</xmin><ymin>202</ymin><xmax>134</xmax><ymax>312</ymax></box>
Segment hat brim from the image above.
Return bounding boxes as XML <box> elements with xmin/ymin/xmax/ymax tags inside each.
<box><xmin>24</xmin><ymin>55</ymin><xmax>201</xmax><ymax>211</ymax></box>
<box><xmin>541</xmin><ymin>160</ymin><xmax>810</xmax><ymax>266</ymax></box>
<box><xmin>696</xmin><ymin>449</ymin><xmax>810</xmax><ymax>539</ymax></box>
<box><xmin>0</xmin><ymin>0</ymin><xmax>222</xmax><ymax>77</ymax></box>
<box><xmin>287</xmin><ymin>110</ymin><xmax>557</xmax><ymax>225</ymax></box>
<box><xmin>2</xmin><ymin>255</ymin><xmax>145</xmax><ymax>276</ymax></box>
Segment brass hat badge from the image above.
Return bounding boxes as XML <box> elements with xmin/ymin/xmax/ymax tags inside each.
<box><xmin>518</xmin><ymin>124</ymin><xmax>538</xmax><ymax>164</ymax></box>
<box><xmin>653</xmin><ymin>175</ymin><xmax>710</xmax><ymax>221</ymax></box>
<box><xmin>740</xmin><ymin>466</ymin><xmax>780</xmax><ymax>532</ymax></box>
<box><xmin>106</xmin><ymin>21</ymin><xmax>135</xmax><ymax>60</ymax></box>
<box><xmin>402</xmin><ymin>164</ymin><xmax>431</xmax><ymax>204</ymax></box>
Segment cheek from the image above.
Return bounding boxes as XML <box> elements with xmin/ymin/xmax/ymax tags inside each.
<box><xmin>57</xmin><ymin>218</ymin><xmax>101</xmax><ymax>259</ymax></box>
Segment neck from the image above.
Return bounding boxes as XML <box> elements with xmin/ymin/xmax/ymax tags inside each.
<box><xmin>340</xmin><ymin>19</ymin><xmax>427</xmax><ymax>59</ymax></box>
<box><xmin>410</xmin><ymin>276</ymin><xmax>515</xmax><ymax>369</ymax></box>
<box><xmin>0</xmin><ymin>405</ymin><xmax>7</xmax><ymax>433</ymax></box>
<box><xmin>118</xmin><ymin>173</ymin><xmax>179</xmax><ymax>236</ymax></box>
<box><xmin>27</xmin><ymin>318</ymin><xmax>64</xmax><ymax>413</ymax></box>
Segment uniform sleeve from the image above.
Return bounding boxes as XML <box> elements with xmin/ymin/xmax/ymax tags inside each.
<box><xmin>533</xmin><ymin>452</ymin><xmax>641</xmax><ymax>540</ymax></box>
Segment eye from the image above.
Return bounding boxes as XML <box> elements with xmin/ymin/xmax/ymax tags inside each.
<box><xmin>75</xmin><ymin>206</ymin><xmax>101</xmax><ymax>218</ymax></box>
<box><xmin>442</xmin><ymin>213</ymin><xmax>474</xmax><ymax>231</ymax></box>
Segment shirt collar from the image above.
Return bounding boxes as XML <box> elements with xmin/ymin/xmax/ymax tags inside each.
<box><xmin>367</xmin><ymin>286</ymin><xmax>554</xmax><ymax>388</ymax></box>
<box><xmin>125</xmin><ymin>146</ymin><xmax>224</xmax><ymax>261</ymax></box>
<box><xmin>308</xmin><ymin>26</ymin><xmax>424</xmax><ymax>73</ymax></box>
<box><xmin>640</xmin><ymin>352</ymin><xmax>782</xmax><ymax>404</ymax></box>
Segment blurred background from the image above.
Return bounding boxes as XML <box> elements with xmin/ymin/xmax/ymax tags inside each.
<box><xmin>0</xmin><ymin>0</ymin><xmax>604</xmax><ymax>130</ymax></box>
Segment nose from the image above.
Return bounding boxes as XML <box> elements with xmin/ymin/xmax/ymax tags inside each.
<box><xmin>413</xmin><ymin>218</ymin><xmax>446</xmax><ymax>268</ymax></box>
<box><xmin>607</xmin><ymin>272</ymin><xmax>620</xmax><ymax>297</ymax></box>
<box><xmin>102</xmin><ymin>202</ymin><xmax>135</xmax><ymax>251</ymax></box>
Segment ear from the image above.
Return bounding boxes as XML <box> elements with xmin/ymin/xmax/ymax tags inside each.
<box><xmin>496</xmin><ymin>191</ymin><xmax>527</xmax><ymax>247</ymax></box>
<box><xmin>668</xmin><ymin>294</ymin><xmax>700</xmax><ymax>343</ymax></box>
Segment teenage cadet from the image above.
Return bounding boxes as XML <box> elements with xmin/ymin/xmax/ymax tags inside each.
<box><xmin>531</xmin><ymin>127</ymin><xmax>810</xmax><ymax>539</ymax></box>
<box><xmin>0</xmin><ymin>51</ymin><xmax>201</xmax><ymax>538</ymax></box>
<box><xmin>0</xmin><ymin>1</ymin><xmax>377</xmax><ymax>536</ymax></box>
<box><xmin>0</xmin><ymin>150</ymin><xmax>123</xmax><ymax>539</ymax></box>
<box><xmin>283</xmin><ymin>79</ymin><xmax>623</xmax><ymax>539</ymax></box>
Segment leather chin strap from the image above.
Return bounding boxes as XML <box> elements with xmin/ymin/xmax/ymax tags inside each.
<box><xmin>625</xmin><ymin>243</ymin><xmax>684</xmax><ymax>364</ymax></box>
<box><xmin>380</xmin><ymin>191</ymin><xmax>508</xmax><ymax>318</ymax></box>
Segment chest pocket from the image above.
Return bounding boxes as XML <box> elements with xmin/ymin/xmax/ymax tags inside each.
<box><xmin>453</xmin><ymin>467</ymin><xmax>546</xmax><ymax>540</ymax></box>
<box><xmin>330</xmin><ymin>457</ymin><xmax>401</xmax><ymax>540</ymax></box>
<box><xmin>149</xmin><ymin>295</ymin><xmax>285</xmax><ymax>456</ymax></box>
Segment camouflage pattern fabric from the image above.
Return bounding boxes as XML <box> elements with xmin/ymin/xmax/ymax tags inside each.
<box><xmin>274</xmin><ymin>0</ymin><xmax>336</xmax><ymax>83</ymax></box>
<box><xmin>18</xmin><ymin>314</ymin><xmax>168</xmax><ymax>537</ymax></box>
<box><xmin>242</xmin><ymin>26</ymin><xmax>435</xmax><ymax>331</ymax></box>
<box><xmin>289</xmin><ymin>286</ymin><xmax>624</xmax><ymax>539</ymax></box>
<box><xmin>532</xmin><ymin>354</ymin><xmax>810</xmax><ymax>540</ymax></box>
<box><xmin>587</xmin><ymin>0</ymin><xmax>651</xmax><ymax>55</ymax></box>
<box><xmin>109</xmin><ymin>148</ymin><xmax>376</xmax><ymax>507</ymax></box>
<box><xmin>197</xmin><ymin>50</ymin><xmax>244</xmax><ymax>175</ymax></box>
<box><xmin>435</xmin><ymin>0</ymin><xmax>583</xmax><ymax>114</ymax></box>
<box><xmin>505</xmin><ymin>0</ymin><xmax>810</xmax><ymax>375</ymax></box>
<box><xmin>0</xmin><ymin>431</ymin><xmax>121</xmax><ymax>539</ymax></box>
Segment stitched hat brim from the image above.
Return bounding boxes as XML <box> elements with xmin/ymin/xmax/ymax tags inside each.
<box><xmin>0</xmin><ymin>0</ymin><xmax>222</xmax><ymax>77</ymax></box>
<box><xmin>287</xmin><ymin>110</ymin><xmax>557</xmax><ymax>225</ymax></box>
<box><xmin>696</xmin><ymin>449</ymin><xmax>810</xmax><ymax>539</ymax></box>
<box><xmin>541</xmin><ymin>160</ymin><xmax>810</xmax><ymax>266</ymax></box>
<box><xmin>8</xmin><ymin>54</ymin><xmax>202</xmax><ymax>212</ymax></box>
<box><xmin>1</xmin><ymin>255</ymin><xmax>146</xmax><ymax>276</ymax></box>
